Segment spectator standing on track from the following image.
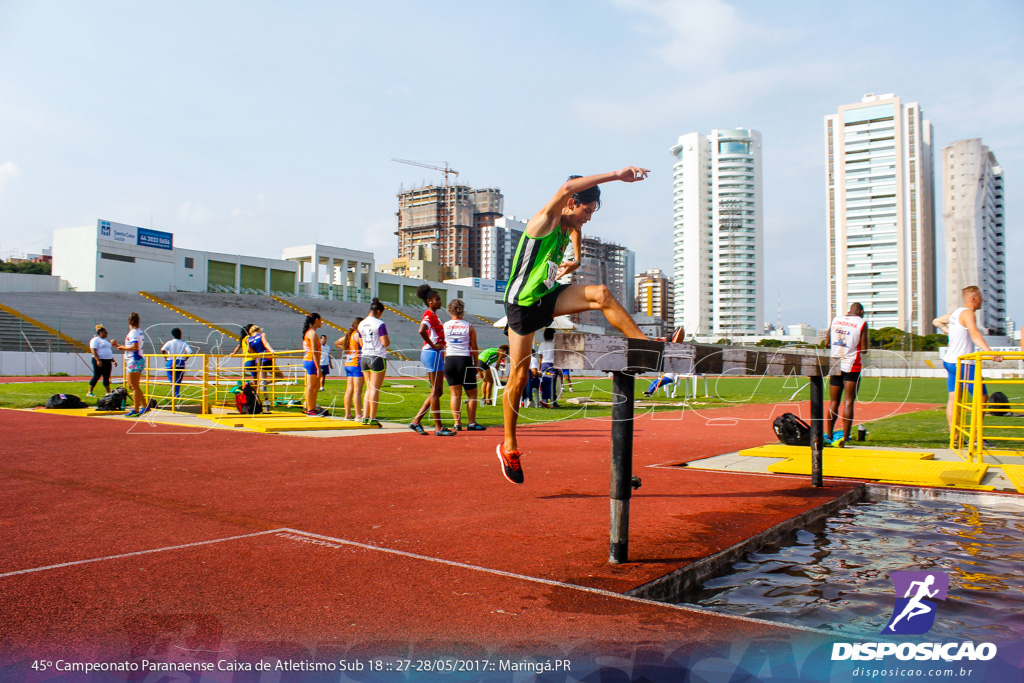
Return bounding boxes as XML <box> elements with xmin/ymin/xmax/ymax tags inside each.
<box><xmin>161</xmin><ymin>328</ymin><xmax>193</xmax><ymax>398</ymax></box>
<box><xmin>409</xmin><ymin>284</ymin><xmax>456</xmax><ymax>436</ymax></box>
<box><xmin>537</xmin><ymin>328</ymin><xmax>560</xmax><ymax>408</ymax></box>
<box><xmin>230</xmin><ymin>323</ymin><xmax>255</xmax><ymax>355</ymax></box>
<box><xmin>358</xmin><ymin>299</ymin><xmax>390</xmax><ymax>427</ymax></box>
<box><xmin>497</xmin><ymin>167</ymin><xmax>650</xmax><ymax>484</ymax></box>
<box><xmin>442</xmin><ymin>298</ymin><xmax>486</xmax><ymax>432</ymax></box>
<box><xmin>302</xmin><ymin>314</ymin><xmax>328</xmax><ymax>417</ymax></box>
<box><xmin>115</xmin><ymin>312</ymin><xmax>147</xmax><ymax>417</ymax></box>
<box><xmin>521</xmin><ymin>351</ymin><xmax>542</xmax><ymax>408</ymax></box>
<box><xmin>87</xmin><ymin>325</ymin><xmax>116</xmax><ymax>397</ymax></box>
<box><xmin>478</xmin><ymin>345</ymin><xmax>509</xmax><ymax>406</ymax></box>
<box><xmin>318</xmin><ymin>334</ymin><xmax>331</xmax><ymax>390</ymax></box>
<box><xmin>244</xmin><ymin>325</ymin><xmax>282</xmax><ymax>404</ymax></box>
<box><xmin>934</xmin><ymin>286</ymin><xmax>1003</xmax><ymax>434</ymax></box>
<box><xmin>826</xmin><ymin>303</ymin><xmax>869</xmax><ymax>447</ymax></box>
<box><xmin>335</xmin><ymin>318</ymin><xmax>364</xmax><ymax>422</ymax></box>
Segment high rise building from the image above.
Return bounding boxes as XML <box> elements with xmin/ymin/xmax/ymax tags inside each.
<box><xmin>395</xmin><ymin>185</ymin><xmax>503</xmax><ymax>278</ymax></box>
<box><xmin>825</xmin><ymin>93</ymin><xmax>936</xmax><ymax>334</ymax></box>
<box><xmin>634</xmin><ymin>268</ymin><xmax>674</xmax><ymax>324</ymax></box>
<box><xmin>478</xmin><ymin>215</ymin><xmax>526</xmax><ymax>282</ymax></box>
<box><xmin>670</xmin><ymin>128</ymin><xmax>763</xmax><ymax>338</ymax></box>
<box><xmin>943</xmin><ymin>139</ymin><xmax>1006</xmax><ymax>334</ymax></box>
<box><xmin>572</xmin><ymin>236</ymin><xmax>635</xmax><ymax>330</ymax></box>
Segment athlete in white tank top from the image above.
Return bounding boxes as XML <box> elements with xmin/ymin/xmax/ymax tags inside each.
<box><xmin>443</xmin><ymin>319</ymin><xmax>472</xmax><ymax>357</ymax></box>
<box><xmin>933</xmin><ymin>286</ymin><xmax>1003</xmax><ymax>435</ymax></box>
<box><xmin>830</xmin><ymin>314</ymin><xmax>867</xmax><ymax>373</ymax></box>
<box><xmin>942</xmin><ymin>307</ymin><xmax>975</xmax><ymax>365</ymax></box>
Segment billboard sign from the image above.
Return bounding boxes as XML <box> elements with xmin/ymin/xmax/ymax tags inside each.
<box><xmin>97</xmin><ymin>220</ymin><xmax>173</xmax><ymax>251</ymax></box>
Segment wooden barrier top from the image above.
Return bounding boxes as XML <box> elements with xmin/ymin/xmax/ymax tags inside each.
<box><xmin>552</xmin><ymin>332</ymin><xmax>836</xmax><ymax>377</ymax></box>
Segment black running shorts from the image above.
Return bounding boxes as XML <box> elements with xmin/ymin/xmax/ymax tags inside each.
<box><xmin>830</xmin><ymin>371</ymin><xmax>861</xmax><ymax>387</ymax></box>
<box><xmin>360</xmin><ymin>355</ymin><xmax>386</xmax><ymax>373</ymax></box>
<box><xmin>444</xmin><ymin>355</ymin><xmax>477</xmax><ymax>389</ymax></box>
<box><xmin>505</xmin><ymin>284</ymin><xmax>568</xmax><ymax>336</ymax></box>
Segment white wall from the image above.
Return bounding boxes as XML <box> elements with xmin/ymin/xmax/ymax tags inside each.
<box><xmin>52</xmin><ymin>226</ymin><xmax>98</xmax><ymax>291</ymax></box>
<box><xmin>0</xmin><ymin>273</ymin><xmax>68</xmax><ymax>292</ymax></box>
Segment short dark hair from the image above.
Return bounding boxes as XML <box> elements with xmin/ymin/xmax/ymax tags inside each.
<box><xmin>568</xmin><ymin>175</ymin><xmax>601</xmax><ymax>210</ymax></box>
<box><xmin>543</xmin><ymin>328</ymin><xmax>556</xmax><ymax>341</ymax></box>
<box><xmin>171</xmin><ymin>328</ymin><xmax>182</xmax><ymax>339</ymax></box>
<box><xmin>369</xmin><ymin>298</ymin><xmax>384</xmax><ymax>314</ymax></box>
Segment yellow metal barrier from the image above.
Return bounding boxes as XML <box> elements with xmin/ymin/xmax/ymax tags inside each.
<box><xmin>950</xmin><ymin>350</ymin><xmax>1024</xmax><ymax>462</ymax></box>
<box><xmin>133</xmin><ymin>350</ymin><xmax>308</xmax><ymax>414</ymax></box>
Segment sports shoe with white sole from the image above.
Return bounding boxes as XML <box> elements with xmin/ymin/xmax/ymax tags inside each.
<box><xmin>496</xmin><ymin>443</ymin><xmax>524</xmax><ymax>484</ymax></box>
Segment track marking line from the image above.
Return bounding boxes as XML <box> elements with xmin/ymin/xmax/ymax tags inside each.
<box><xmin>0</xmin><ymin>529</ymin><xmax>285</xmax><ymax>578</ymax></box>
<box><xmin>272</xmin><ymin>528</ymin><xmax>834</xmax><ymax>636</ymax></box>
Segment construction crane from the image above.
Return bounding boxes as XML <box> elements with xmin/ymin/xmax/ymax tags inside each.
<box><xmin>391</xmin><ymin>158</ymin><xmax>459</xmax><ymax>187</ymax></box>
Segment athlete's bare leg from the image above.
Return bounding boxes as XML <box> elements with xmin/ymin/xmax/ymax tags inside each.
<box><xmin>841</xmin><ymin>379</ymin><xmax>858</xmax><ymax>441</ymax></box>
<box><xmin>501</xmin><ymin>331</ymin><xmax>535</xmax><ymax>453</ymax></box>
<box><xmin>826</xmin><ymin>382</ymin><xmax>843</xmax><ymax>437</ymax></box>
<box><xmin>552</xmin><ymin>284</ymin><xmax>646</xmax><ymax>339</ymax></box>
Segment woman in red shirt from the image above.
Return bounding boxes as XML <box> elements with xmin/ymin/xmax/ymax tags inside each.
<box><xmin>409</xmin><ymin>284</ymin><xmax>455</xmax><ymax>436</ymax></box>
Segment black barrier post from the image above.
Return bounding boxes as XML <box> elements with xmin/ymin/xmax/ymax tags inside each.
<box><xmin>610</xmin><ymin>371</ymin><xmax>635</xmax><ymax>564</ymax></box>
<box><xmin>809</xmin><ymin>375</ymin><xmax>824</xmax><ymax>487</ymax></box>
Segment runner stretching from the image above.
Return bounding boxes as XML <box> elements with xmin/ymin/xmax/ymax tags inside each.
<box><xmin>497</xmin><ymin>167</ymin><xmax>650</xmax><ymax>484</ymax></box>
<box><xmin>826</xmin><ymin>302</ymin><xmax>868</xmax><ymax>447</ymax></box>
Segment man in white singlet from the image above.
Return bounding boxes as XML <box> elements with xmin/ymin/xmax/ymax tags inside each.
<box><xmin>826</xmin><ymin>302</ymin><xmax>868</xmax><ymax>447</ymax></box>
<box><xmin>933</xmin><ymin>285</ymin><xmax>1002</xmax><ymax>433</ymax></box>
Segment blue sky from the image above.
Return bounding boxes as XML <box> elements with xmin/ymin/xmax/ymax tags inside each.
<box><xmin>1</xmin><ymin>0</ymin><xmax>1020</xmax><ymax>330</ymax></box>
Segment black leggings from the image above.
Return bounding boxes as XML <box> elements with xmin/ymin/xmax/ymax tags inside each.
<box><xmin>90</xmin><ymin>358</ymin><xmax>113</xmax><ymax>391</ymax></box>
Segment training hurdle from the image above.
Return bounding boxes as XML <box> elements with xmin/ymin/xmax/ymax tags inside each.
<box><xmin>553</xmin><ymin>333</ymin><xmax>834</xmax><ymax>564</ymax></box>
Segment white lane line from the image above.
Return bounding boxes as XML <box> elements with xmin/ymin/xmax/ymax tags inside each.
<box><xmin>0</xmin><ymin>530</ymin><xmax>285</xmax><ymax>578</ymax></box>
<box><xmin>273</xmin><ymin>528</ymin><xmax>833</xmax><ymax>636</ymax></box>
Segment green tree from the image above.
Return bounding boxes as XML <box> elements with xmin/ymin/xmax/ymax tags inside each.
<box><xmin>0</xmin><ymin>261</ymin><xmax>51</xmax><ymax>275</ymax></box>
<box><xmin>755</xmin><ymin>338</ymin><xmax>787</xmax><ymax>347</ymax></box>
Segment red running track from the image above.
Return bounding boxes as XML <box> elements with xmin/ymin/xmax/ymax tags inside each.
<box><xmin>0</xmin><ymin>401</ymin><xmax>933</xmax><ymax>666</ymax></box>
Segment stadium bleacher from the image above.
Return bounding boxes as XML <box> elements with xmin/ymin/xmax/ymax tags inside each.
<box><xmin>0</xmin><ymin>291</ymin><xmax>513</xmax><ymax>357</ymax></box>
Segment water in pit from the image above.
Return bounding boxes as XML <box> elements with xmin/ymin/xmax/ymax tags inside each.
<box><xmin>677</xmin><ymin>494</ymin><xmax>1024</xmax><ymax>642</ymax></box>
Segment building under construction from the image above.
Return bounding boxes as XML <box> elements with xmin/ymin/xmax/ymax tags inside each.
<box><xmin>395</xmin><ymin>185</ymin><xmax>503</xmax><ymax>279</ymax></box>
<box><xmin>572</xmin><ymin>236</ymin><xmax>635</xmax><ymax>330</ymax></box>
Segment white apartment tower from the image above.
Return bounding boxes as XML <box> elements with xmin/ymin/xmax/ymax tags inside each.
<box><xmin>943</xmin><ymin>139</ymin><xmax>1006</xmax><ymax>334</ymax></box>
<box><xmin>671</xmin><ymin>128</ymin><xmax>763</xmax><ymax>337</ymax></box>
<box><xmin>825</xmin><ymin>93</ymin><xmax>936</xmax><ymax>334</ymax></box>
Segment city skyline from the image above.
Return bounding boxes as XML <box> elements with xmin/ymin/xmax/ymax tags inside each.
<box><xmin>1</xmin><ymin>1</ymin><xmax>1020</xmax><ymax>330</ymax></box>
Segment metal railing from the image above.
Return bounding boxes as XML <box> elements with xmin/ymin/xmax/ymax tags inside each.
<box><xmin>950</xmin><ymin>350</ymin><xmax>1024</xmax><ymax>462</ymax></box>
<box><xmin>129</xmin><ymin>350</ymin><xmax>308</xmax><ymax>414</ymax></box>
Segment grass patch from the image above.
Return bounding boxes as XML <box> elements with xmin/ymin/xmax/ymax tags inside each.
<box><xmin>0</xmin><ymin>375</ymin><xmax>952</xmax><ymax>424</ymax></box>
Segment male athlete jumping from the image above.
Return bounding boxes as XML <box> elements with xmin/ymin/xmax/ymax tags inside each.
<box><xmin>496</xmin><ymin>167</ymin><xmax>649</xmax><ymax>484</ymax></box>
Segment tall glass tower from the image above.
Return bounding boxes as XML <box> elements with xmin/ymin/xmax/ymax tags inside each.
<box><xmin>671</xmin><ymin>128</ymin><xmax>763</xmax><ymax>338</ymax></box>
<box><xmin>825</xmin><ymin>93</ymin><xmax>936</xmax><ymax>334</ymax></box>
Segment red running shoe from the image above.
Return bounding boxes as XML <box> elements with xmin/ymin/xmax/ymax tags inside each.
<box><xmin>496</xmin><ymin>443</ymin><xmax>524</xmax><ymax>484</ymax></box>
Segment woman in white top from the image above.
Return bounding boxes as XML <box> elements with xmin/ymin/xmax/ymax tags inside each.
<box><xmin>357</xmin><ymin>298</ymin><xmax>390</xmax><ymax>427</ymax></box>
<box><xmin>442</xmin><ymin>298</ymin><xmax>485</xmax><ymax>431</ymax></box>
<box><xmin>114</xmin><ymin>312</ymin><xmax>147</xmax><ymax>417</ymax></box>
<box><xmin>161</xmin><ymin>327</ymin><xmax>193</xmax><ymax>398</ymax></box>
<box><xmin>87</xmin><ymin>324</ymin><xmax>117</xmax><ymax>397</ymax></box>
<box><xmin>934</xmin><ymin>285</ymin><xmax>1003</xmax><ymax>433</ymax></box>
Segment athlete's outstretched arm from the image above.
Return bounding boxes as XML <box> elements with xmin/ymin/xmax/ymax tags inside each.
<box><xmin>527</xmin><ymin>167</ymin><xmax>650</xmax><ymax>238</ymax></box>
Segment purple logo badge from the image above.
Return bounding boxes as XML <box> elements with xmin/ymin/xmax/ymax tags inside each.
<box><xmin>883</xmin><ymin>571</ymin><xmax>949</xmax><ymax>635</ymax></box>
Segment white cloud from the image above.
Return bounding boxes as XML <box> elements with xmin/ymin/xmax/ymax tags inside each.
<box><xmin>613</xmin><ymin>0</ymin><xmax>780</xmax><ymax>72</ymax></box>
<box><xmin>177</xmin><ymin>201</ymin><xmax>213</xmax><ymax>224</ymax></box>
<box><xmin>0</xmin><ymin>161</ymin><xmax>22</xmax><ymax>188</ymax></box>
<box><xmin>230</xmin><ymin>193</ymin><xmax>267</xmax><ymax>220</ymax></box>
